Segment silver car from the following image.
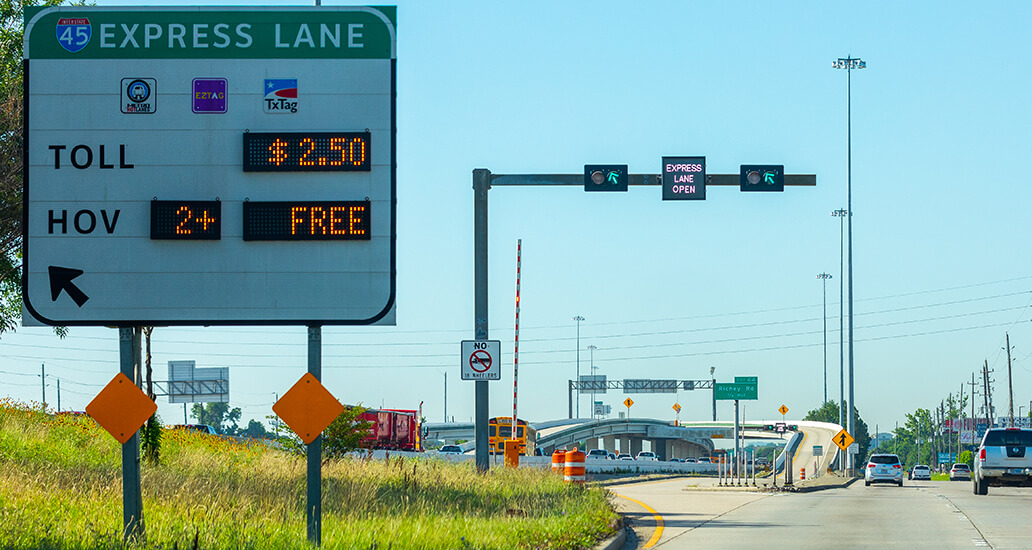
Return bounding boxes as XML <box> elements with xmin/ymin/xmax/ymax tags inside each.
<box><xmin>865</xmin><ymin>453</ymin><xmax>904</xmax><ymax>486</ymax></box>
<box><xmin>911</xmin><ymin>464</ymin><xmax>931</xmax><ymax>480</ymax></box>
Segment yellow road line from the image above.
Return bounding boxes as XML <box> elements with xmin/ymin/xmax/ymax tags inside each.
<box><xmin>792</xmin><ymin>428</ymin><xmax>809</xmax><ymax>466</ymax></box>
<box><xmin>613</xmin><ymin>492</ymin><xmax>664</xmax><ymax>548</ymax></box>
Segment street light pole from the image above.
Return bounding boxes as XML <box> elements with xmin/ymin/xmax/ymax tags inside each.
<box><xmin>588</xmin><ymin>345</ymin><xmax>597</xmax><ymax>418</ymax></box>
<box><xmin>710</xmin><ymin>366</ymin><xmax>716</xmax><ymax>422</ymax></box>
<box><xmin>831</xmin><ymin>208</ymin><xmax>846</xmax><ymax>471</ymax></box>
<box><xmin>573</xmin><ymin>315</ymin><xmax>584</xmax><ymax>418</ymax></box>
<box><xmin>833</xmin><ymin>55</ymin><xmax>865</xmax><ymax>474</ymax></box>
<box><xmin>817</xmin><ymin>273</ymin><xmax>832</xmax><ymax>405</ymax></box>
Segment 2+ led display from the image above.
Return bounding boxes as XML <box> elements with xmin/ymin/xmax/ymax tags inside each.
<box><xmin>151</xmin><ymin>201</ymin><xmax>221</xmax><ymax>240</ymax></box>
<box><xmin>243</xmin><ymin>132</ymin><xmax>371</xmax><ymax>172</ymax></box>
<box><xmin>243</xmin><ymin>201</ymin><xmax>371</xmax><ymax>241</ymax></box>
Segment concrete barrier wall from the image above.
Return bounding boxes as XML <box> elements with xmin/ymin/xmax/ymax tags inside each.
<box><xmin>347</xmin><ymin>450</ymin><xmax>720</xmax><ymax>474</ymax></box>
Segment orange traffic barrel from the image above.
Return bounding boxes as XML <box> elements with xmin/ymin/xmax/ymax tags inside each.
<box><xmin>564</xmin><ymin>449</ymin><xmax>585</xmax><ymax>485</ymax></box>
<box><xmin>551</xmin><ymin>449</ymin><xmax>565</xmax><ymax>473</ymax></box>
<box><xmin>800</xmin><ymin>467</ymin><xmax>806</xmax><ymax>481</ymax></box>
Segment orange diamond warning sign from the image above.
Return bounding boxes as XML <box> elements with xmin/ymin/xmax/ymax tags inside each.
<box><xmin>273</xmin><ymin>373</ymin><xmax>345</xmax><ymax>445</ymax></box>
<box><xmin>86</xmin><ymin>372</ymin><xmax>157</xmax><ymax>445</ymax></box>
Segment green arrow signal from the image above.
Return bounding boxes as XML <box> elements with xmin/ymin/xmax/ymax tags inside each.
<box><xmin>607</xmin><ymin>171</ymin><xmax>620</xmax><ymax>185</ymax></box>
<box><xmin>763</xmin><ymin>171</ymin><xmax>776</xmax><ymax>185</ymax></box>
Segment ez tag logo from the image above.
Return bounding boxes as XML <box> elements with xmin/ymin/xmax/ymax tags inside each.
<box><xmin>56</xmin><ymin>18</ymin><xmax>91</xmax><ymax>53</ymax></box>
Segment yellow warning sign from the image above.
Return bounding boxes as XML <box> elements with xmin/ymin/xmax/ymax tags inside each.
<box><xmin>623</xmin><ymin>398</ymin><xmax>634</xmax><ymax>408</ymax></box>
<box><xmin>672</xmin><ymin>403</ymin><xmax>681</xmax><ymax>413</ymax></box>
<box><xmin>778</xmin><ymin>404</ymin><xmax>789</xmax><ymax>416</ymax></box>
<box><xmin>833</xmin><ymin>428</ymin><xmax>855</xmax><ymax>451</ymax></box>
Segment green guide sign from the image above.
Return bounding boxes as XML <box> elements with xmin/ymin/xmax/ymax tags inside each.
<box><xmin>715</xmin><ymin>382</ymin><xmax>758</xmax><ymax>400</ymax></box>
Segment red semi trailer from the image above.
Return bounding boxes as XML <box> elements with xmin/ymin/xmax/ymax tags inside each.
<box><xmin>355</xmin><ymin>408</ymin><xmax>420</xmax><ymax>451</ymax></box>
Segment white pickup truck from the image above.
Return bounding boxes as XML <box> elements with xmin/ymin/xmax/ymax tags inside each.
<box><xmin>973</xmin><ymin>427</ymin><xmax>1032</xmax><ymax>495</ymax></box>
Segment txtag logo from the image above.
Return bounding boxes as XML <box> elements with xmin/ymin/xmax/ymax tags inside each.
<box><xmin>56</xmin><ymin>18</ymin><xmax>91</xmax><ymax>53</ymax></box>
<box><xmin>264</xmin><ymin>79</ymin><xmax>298</xmax><ymax>113</ymax></box>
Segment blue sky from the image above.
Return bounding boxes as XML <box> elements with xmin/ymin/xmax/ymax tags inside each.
<box><xmin>5</xmin><ymin>1</ymin><xmax>1032</xmax><ymax>435</ymax></box>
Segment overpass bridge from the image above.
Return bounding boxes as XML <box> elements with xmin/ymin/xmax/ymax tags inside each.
<box><xmin>424</xmin><ymin>417</ymin><xmax>846</xmax><ymax>465</ymax></box>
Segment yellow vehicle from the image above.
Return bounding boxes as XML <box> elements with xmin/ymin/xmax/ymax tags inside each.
<box><xmin>488</xmin><ymin>417</ymin><xmax>536</xmax><ymax>455</ymax></box>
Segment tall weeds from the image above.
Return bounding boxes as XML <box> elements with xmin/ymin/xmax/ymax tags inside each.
<box><xmin>0</xmin><ymin>399</ymin><xmax>616</xmax><ymax>549</ymax></box>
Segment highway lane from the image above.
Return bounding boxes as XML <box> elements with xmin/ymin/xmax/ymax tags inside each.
<box><xmin>786</xmin><ymin>421</ymin><xmax>841</xmax><ymax>481</ymax></box>
<box><xmin>612</xmin><ymin>478</ymin><xmax>1032</xmax><ymax>549</ymax></box>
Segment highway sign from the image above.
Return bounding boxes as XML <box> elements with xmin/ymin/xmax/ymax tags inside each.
<box><xmin>735</xmin><ymin>376</ymin><xmax>758</xmax><ymax>384</ymax></box>
<box><xmin>23</xmin><ymin>6</ymin><xmax>397</xmax><ymax>326</ymax></box>
<box><xmin>740</xmin><ymin>164</ymin><xmax>784</xmax><ymax>192</ymax></box>
<box><xmin>86</xmin><ymin>372</ymin><xmax>158</xmax><ymax>444</ymax></box>
<box><xmin>938</xmin><ymin>452</ymin><xmax>958</xmax><ymax>464</ymax></box>
<box><xmin>775</xmin><ymin>421</ymin><xmax>787</xmax><ymax>434</ymax></box>
<box><xmin>661</xmin><ymin>156</ymin><xmax>705</xmax><ymax>200</ymax></box>
<box><xmin>848</xmin><ymin>443</ymin><xmax>859</xmax><ymax>454</ymax></box>
<box><xmin>672</xmin><ymin>403</ymin><xmax>681</xmax><ymax>413</ymax></box>
<box><xmin>623</xmin><ymin>397</ymin><xmax>634</xmax><ymax>408</ymax></box>
<box><xmin>272</xmin><ymin>373</ymin><xmax>345</xmax><ymax>445</ymax></box>
<box><xmin>461</xmin><ymin>340</ymin><xmax>501</xmax><ymax>381</ymax></box>
<box><xmin>778</xmin><ymin>404</ymin><xmax>789</xmax><ymax>416</ymax></box>
<box><xmin>715</xmin><ymin>382</ymin><xmax>758</xmax><ymax>400</ymax></box>
<box><xmin>833</xmin><ymin>428</ymin><xmax>855</xmax><ymax>451</ymax></box>
<box><xmin>813</xmin><ymin>445</ymin><xmax>823</xmax><ymax>456</ymax></box>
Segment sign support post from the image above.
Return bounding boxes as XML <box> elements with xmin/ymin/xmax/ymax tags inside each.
<box><xmin>473</xmin><ymin>169</ymin><xmax>490</xmax><ymax>472</ymax></box>
<box><xmin>118</xmin><ymin>327</ymin><xmax>144</xmax><ymax>542</ymax></box>
<box><xmin>307</xmin><ymin>326</ymin><xmax>322</xmax><ymax>545</ymax></box>
<box><xmin>734</xmin><ymin>399</ymin><xmax>740</xmax><ymax>485</ymax></box>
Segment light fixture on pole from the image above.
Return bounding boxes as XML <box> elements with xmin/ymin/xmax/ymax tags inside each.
<box><xmin>817</xmin><ymin>273</ymin><xmax>832</xmax><ymax>405</ymax></box>
<box><xmin>832</xmin><ymin>55</ymin><xmax>865</xmax><ymax>473</ymax></box>
<box><xmin>588</xmin><ymin>345</ymin><xmax>597</xmax><ymax>418</ymax></box>
<box><xmin>573</xmin><ymin>315</ymin><xmax>584</xmax><ymax>418</ymax></box>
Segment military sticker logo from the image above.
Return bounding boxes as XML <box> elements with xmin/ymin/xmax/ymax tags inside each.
<box><xmin>56</xmin><ymin>18</ymin><xmax>91</xmax><ymax>53</ymax></box>
<box><xmin>264</xmin><ymin>79</ymin><xmax>298</xmax><ymax>113</ymax></box>
<box><xmin>121</xmin><ymin>78</ymin><xmax>156</xmax><ymax>114</ymax></box>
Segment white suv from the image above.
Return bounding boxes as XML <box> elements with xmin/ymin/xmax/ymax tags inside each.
<box><xmin>636</xmin><ymin>451</ymin><xmax>658</xmax><ymax>462</ymax></box>
<box><xmin>586</xmin><ymin>449</ymin><xmax>609</xmax><ymax>460</ymax></box>
<box><xmin>865</xmin><ymin>454</ymin><xmax>904</xmax><ymax>486</ymax></box>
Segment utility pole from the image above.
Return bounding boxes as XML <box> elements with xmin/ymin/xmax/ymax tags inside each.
<box><xmin>57</xmin><ymin>378</ymin><xmax>61</xmax><ymax>412</ymax></box>
<box><xmin>443</xmin><ymin>371</ymin><xmax>448</xmax><ymax>422</ymax></box>
<box><xmin>40</xmin><ymin>363</ymin><xmax>46</xmax><ymax>409</ymax></box>
<box><xmin>1006</xmin><ymin>332</ymin><xmax>1014</xmax><ymax>427</ymax></box>
<box><xmin>957</xmin><ymin>385</ymin><xmax>963</xmax><ymax>452</ymax></box>
<box><xmin>982</xmin><ymin>360</ymin><xmax>993</xmax><ymax>426</ymax></box>
<box><xmin>969</xmin><ymin>372</ymin><xmax>978</xmax><ymax>428</ymax></box>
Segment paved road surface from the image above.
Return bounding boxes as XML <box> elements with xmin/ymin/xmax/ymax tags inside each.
<box><xmin>611</xmin><ymin>477</ymin><xmax>1032</xmax><ymax>549</ymax></box>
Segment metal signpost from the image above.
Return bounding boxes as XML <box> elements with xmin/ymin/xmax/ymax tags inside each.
<box><xmin>715</xmin><ymin>379</ymin><xmax>758</xmax><ymax>484</ymax></box>
<box><xmin>24</xmin><ymin>6</ymin><xmax>397</xmax><ymax>545</ymax></box>
<box><xmin>473</xmin><ymin>168</ymin><xmax>814</xmax><ymax>470</ymax></box>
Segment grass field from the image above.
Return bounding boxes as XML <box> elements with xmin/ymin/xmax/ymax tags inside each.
<box><xmin>0</xmin><ymin>399</ymin><xmax>618</xmax><ymax>549</ymax></box>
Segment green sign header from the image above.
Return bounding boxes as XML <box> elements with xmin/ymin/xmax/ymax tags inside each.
<box><xmin>734</xmin><ymin>376</ymin><xmax>758</xmax><ymax>384</ymax></box>
<box><xmin>26</xmin><ymin>6</ymin><xmax>396</xmax><ymax>60</ymax></box>
<box><xmin>715</xmin><ymin>382</ymin><xmax>758</xmax><ymax>400</ymax></box>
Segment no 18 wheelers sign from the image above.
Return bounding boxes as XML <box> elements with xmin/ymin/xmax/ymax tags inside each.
<box><xmin>23</xmin><ymin>6</ymin><xmax>397</xmax><ymax>326</ymax></box>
